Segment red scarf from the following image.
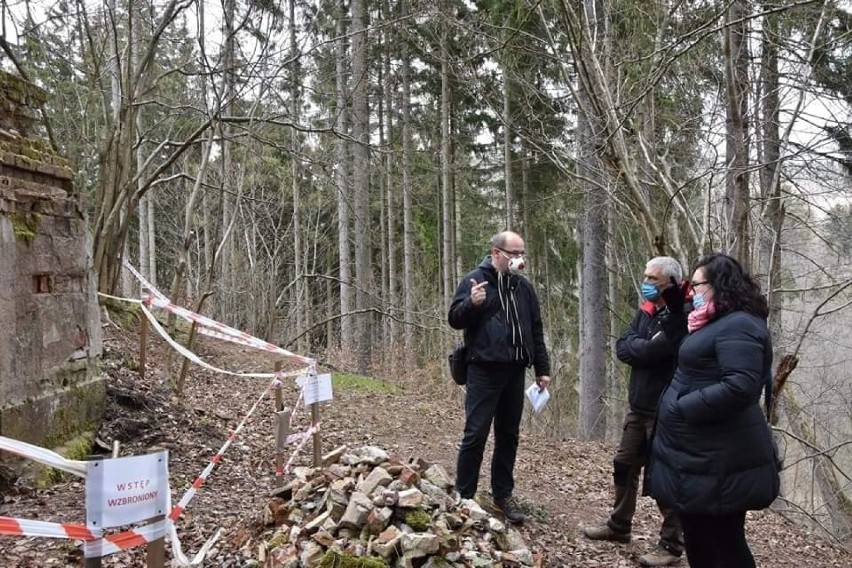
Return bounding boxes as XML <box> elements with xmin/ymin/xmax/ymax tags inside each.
<box><xmin>687</xmin><ymin>301</ymin><xmax>716</xmax><ymax>333</ymax></box>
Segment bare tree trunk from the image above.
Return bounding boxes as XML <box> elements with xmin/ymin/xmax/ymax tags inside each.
<box><xmin>335</xmin><ymin>0</ymin><xmax>353</xmax><ymax>353</ymax></box>
<box><xmin>401</xmin><ymin>0</ymin><xmax>414</xmax><ymax>356</ymax></box>
<box><xmin>503</xmin><ymin>67</ymin><xmax>513</xmax><ymax>230</ymax></box>
<box><xmin>607</xmin><ymin>204</ymin><xmax>621</xmax><ymax>441</ymax></box>
<box><xmin>351</xmin><ymin>0</ymin><xmax>372</xmax><ymax>373</ymax></box>
<box><xmin>758</xmin><ymin>5</ymin><xmax>782</xmax><ymax>325</ymax></box>
<box><xmin>578</xmin><ymin>0</ymin><xmax>608</xmax><ymax>442</ymax></box>
<box><xmin>521</xmin><ymin>150</ymin><xmax>529</xmax><ymax>236</ymax></box>
<box><xmin>219</xmin><ymin>0</ymin><xmax>236</xmax><ymax>318</ymax></box>
<box><xmin>384</xmin><ymin>20</ymin><xmax>399</xmax><ymax>351</ymax></box>
<box><xmin>440</xmin><ymin>23</ymin><xmax>453</xmax><ymax>310</ymax></box>
<box><xmin>723</xmin><ymin>0</ymin><xmax>751</xmax><ymax>268</ymax></box>
<box><xmin>96</xmin><ymin>0</ymin><xmax>134</xmax><ymax>295</ymax></box>
<box><xmin>290</xmin><ymin>0</ymin><xmax>304</xmax><ymax>352</ymax></box>
<box><xmin>136</xmin><ymin>25</ymin><xmax>156</xmax><ymax>292</ymax></box>
<box><xmin>378</xmin><ymin>45</ymin><xmax>389</xmax><ymax>360</ymax></box>
<box><xmin>88</xmin><ymin>0</ymin><xmax>196</xmax><ymax>293</ymax></box>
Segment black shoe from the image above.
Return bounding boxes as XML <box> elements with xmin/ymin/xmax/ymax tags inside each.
<box><xmin>493</xmin><ymin>496</ymin><xmax>525</xmax><ymax>524</ymax></box>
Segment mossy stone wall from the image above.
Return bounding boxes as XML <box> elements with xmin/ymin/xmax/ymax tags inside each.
<box><xmin>0</xmin><ymin>72</ymin><xmax>103</xmax><ymax>461</ymax></box>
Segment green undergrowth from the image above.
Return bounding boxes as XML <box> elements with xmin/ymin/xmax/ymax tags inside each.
<box><xmin>333</xmin><ymin>373</ymin><xmax>398</xmax><ymax>394</ymax></box>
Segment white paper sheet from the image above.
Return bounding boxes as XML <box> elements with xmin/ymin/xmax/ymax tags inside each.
<box><xmin>525</xmin><ymin>383</ymin><xmax>550</xmax><ymax>413</ymax></box>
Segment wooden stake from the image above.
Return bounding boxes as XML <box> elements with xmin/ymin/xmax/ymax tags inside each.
<box><xmin>138</xmin><ymin>312</ymin><xmax>148</xmax><ymax>380</ymax></box>
<box><xmin>275</xmin><ymin>408</ymin><xmax>291</xmax><ymax>486</ymax></box>
<box><xmin>311</xmin><ymin>402</ymin><xmax>321</xmax><ymax>467</ymax></box>
<box><xmin>145</xmin><ymin>449</ymin><xmax>166</xmax><ymax>567</ymax></box>
<box><xmin>145</xmin><ymin>514</ymin><xmax>165</xmax><ymax>568</ymax></box>
<box><xmin>274</xmin><ymin>361</ymin><xmax>283</xmax><ymax>412</ymax></box>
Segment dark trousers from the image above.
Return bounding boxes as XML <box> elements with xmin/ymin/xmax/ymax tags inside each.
<box><xmin>455</xmin><ymin>362</ymin><xmax>525</xmax><ymax>501</ymax></box>
<box><xmin>608</xmin><ymin>410</ymin><xmax>683</xmax><ymax>555</ymax></box>
<box><xmin>679</xmin><ymin>511</ymin><xmax>755</xmax><ymax>568</ymax></box>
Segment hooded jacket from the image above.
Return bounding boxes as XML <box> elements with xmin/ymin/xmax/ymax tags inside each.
<box><xmin>448</xmin><ymin>257</ymin><xmax>550</xmax><ymax>377</ymax></box>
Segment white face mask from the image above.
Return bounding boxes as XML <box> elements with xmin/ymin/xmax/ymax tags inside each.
<box><xmin>507</xmin><ymin>255</ymin><xmax>525</xmax><ymax>274</ymax></box>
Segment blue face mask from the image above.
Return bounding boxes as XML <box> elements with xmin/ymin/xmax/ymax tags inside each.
<box><xmin>641</xmin><ymin>282</ymin><xmax>660</xmax><ymax>301</ymax></box>
<box><xmin>693</xmin><ymin>292</ymin><xmax>706</xmax><ymax>309</ymax></box>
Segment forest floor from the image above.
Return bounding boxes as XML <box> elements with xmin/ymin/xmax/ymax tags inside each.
<box><xmin>1</xmin><ymin>311</ymin><xmax>850</xmax><ymax>567</ymax></box>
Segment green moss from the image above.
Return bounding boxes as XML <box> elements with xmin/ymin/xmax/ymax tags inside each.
<box><xmin>0</xmin><ymin>70</ymin><xmax>47</xmax><ymax>106</ymax></box>
<box><xmin>36</xmin><ymin>431</ymin><xmax>94</xmax><ymax>488</ymax></box>
<box><xmin>333</xmin><ymin>373</ymin><xmax>397</xmax><ymax>394</ymax></box>
<box><xmin>41</xmin><ymin>384</ymin><xmax>105</xmax><ymax>450</ymax></box>
<box><xmin>265</xmin><ymin>531</ymin><xmax>288</xmax><ymax>551</ymax></box>
<box><xmin>404</xmin><ymin>508</ymin><xmax>432</xmax><ymax>532</ymax></box>
<box><xmin>319</xmin><ymin>550</ymin><xmax>388</xmax><ymax>568</ymax></box>
<box><xmin>19</xmin><ymin>143</ymin><xmax>43</xmax><ymax>162</ymax></box>
<box><xmin>36</xmin><ymin>465</ymin><xmax>65</xmax><ymax>487</ymax></box>
<box><xmin>101</xmin><ymin>297</ymin><xmax>141</xmax><ymax>330</ymax></box>
<box><xmin>10</xmin><ymin>212</ymin><xmax>40</xmax><ymax>244</ymax></box>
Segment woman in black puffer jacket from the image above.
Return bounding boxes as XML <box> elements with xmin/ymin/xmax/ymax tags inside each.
<box><xmin>647</xmin><ymin>253</ymin><xmax>780</xmax><ymax>568</ymax></box>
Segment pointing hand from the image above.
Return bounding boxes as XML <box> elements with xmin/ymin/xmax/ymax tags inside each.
<box><xmin>470</xmin><ymin>279</ymin><xmax>488</xmax><ymax>306</ymax></box>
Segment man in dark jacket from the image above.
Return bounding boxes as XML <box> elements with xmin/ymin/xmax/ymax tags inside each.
<box><xmin>448</xmin><ymin>231</ymin><xmax>551</xmax><ymax>525</ymax></box>
<box><xmin>583</xmin><ymin>256</ymin><xmax>686</xmax><ymax>567</ymax></box>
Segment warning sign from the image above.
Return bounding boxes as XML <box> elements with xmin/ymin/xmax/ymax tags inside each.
<box><xmin>85</xmin><ymin>450</ymin><xmax>169</xmax><ymax>529</ymax></box>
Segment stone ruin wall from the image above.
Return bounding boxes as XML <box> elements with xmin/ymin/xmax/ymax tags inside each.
<box><xmin>0</xmin><ymin>70</ymin><xmax>104</xmax><ymax>455</ymax></box>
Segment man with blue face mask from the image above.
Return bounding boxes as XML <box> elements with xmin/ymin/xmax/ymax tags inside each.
<box><xmin>448</xmin><ymin>231</ymin><xmax>551</xmax><ymax>525</ymax></box>
<box><xmin>583</xmin><ymin>256</ymin><xmax>688</xmax><ymax>567</ymax></box>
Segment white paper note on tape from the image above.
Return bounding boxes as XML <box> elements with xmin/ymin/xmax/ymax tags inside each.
<box><xmin>302</xmin><ymin>373</ymin><xmax>333</xmax><ymax>405</ymax></box>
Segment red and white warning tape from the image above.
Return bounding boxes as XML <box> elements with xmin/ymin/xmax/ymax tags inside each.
<box><xmin>0</xmin><ymin>515</ymin><xmax>166</xmax><ymax>560</ymax></box>
<box><xmin>280</xmin><ymin>423</ymin><xmax>321</xmax><ymax>477</ymax></box>
<box><xmin>24</xmin><ymin>261</ymin><xmax>323</xmax><ymax>564</ymax></box>
<box><xmin>0</xmin><ymin>516</ymin><xmax>97</xmax><ymax>540</ymax></box>
<box><xmin>169</xmin><ymin>522</ymin><xmax>221</xmax><ymax>567</ymax></box>
<box><xmin>83</xmin><ymin>519</ymin><xmax>167</xmax><ymax>558</ymax></box>
<box><xmin>168</xmin><ymin>378</ymin><xmax>277</xmax><ymax>523</ymax></box>
<box><xmin>122</xmin><ymin>258</ymin><xmax>315</xmax><ymax>369</ymax></box>
<box><xmin>139</xmin><ymin>304</ymin><xmax>303</xmax><ymax>379</ymax></box>
<box><xmin>145</xmin><ymin>296</ymin><xmax>313</xmax><ymax>366</ymax></box>
<box><xmin>122</xmin><ymin>260</ymin><xmax>168</xmax><ymax>301</ymax></box>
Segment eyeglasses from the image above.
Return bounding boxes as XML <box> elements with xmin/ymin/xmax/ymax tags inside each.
<box><xmin>692</xmin><ymin>280</ymin><xmax>710</xmax><ymax>288</ymax></box>
<box><xmin>497</xmin><ymin>247</ymin><xmax>525</xmax><ymax>259</ymax></box>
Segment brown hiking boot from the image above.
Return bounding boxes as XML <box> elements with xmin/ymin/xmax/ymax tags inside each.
<box><xmin>493</xmin><ymin>496</ymin><xmax>525</xmax><ymax>524</ymax></box>
<box><xmin>582</xmin><ymin>524</ymin><xmax>631</xmax><ymax>543</ymax></box>
<box><xmin>638</xmin><ymin>545</ymin><xmax>682</xmax><ymax>566</ymax></box>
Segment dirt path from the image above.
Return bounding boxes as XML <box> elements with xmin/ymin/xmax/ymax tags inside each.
<box><xmin>0</xmin><ymin>320</ymin><xmax>849</xmax><ymax>567</ymax></box>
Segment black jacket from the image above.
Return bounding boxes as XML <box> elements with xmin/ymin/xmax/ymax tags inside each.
<box><xmin>616</xmin><ymin>301</ymin><xmax>685</xmax><ymax>415</ymax></box>
<box><xmin>647</xmin><ymin>311</ymin><xmax>780</xmax><ymax>515</ymax></box>
<box><xmin>448</xmin><ymin>257</ymin><xmax>550</xmax><ymax>376</ymax></box>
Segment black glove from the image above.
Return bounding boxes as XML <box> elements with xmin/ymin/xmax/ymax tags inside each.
<box><xmin>660</xmin><ymin>276</ymin><xmax>685</xmax><ymax>314</ymax></box>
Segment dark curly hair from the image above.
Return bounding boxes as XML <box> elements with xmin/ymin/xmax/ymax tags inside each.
<box><xmin>694</xmin><ymin>253</ymin><xmax>769</xmax><ymax>319</ymax></box>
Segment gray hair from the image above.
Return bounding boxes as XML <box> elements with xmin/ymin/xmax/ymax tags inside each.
<box><xmin>646</xmin><ymin>256</ymin><xmax>683</xmax><ymax>281</ymax></box>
